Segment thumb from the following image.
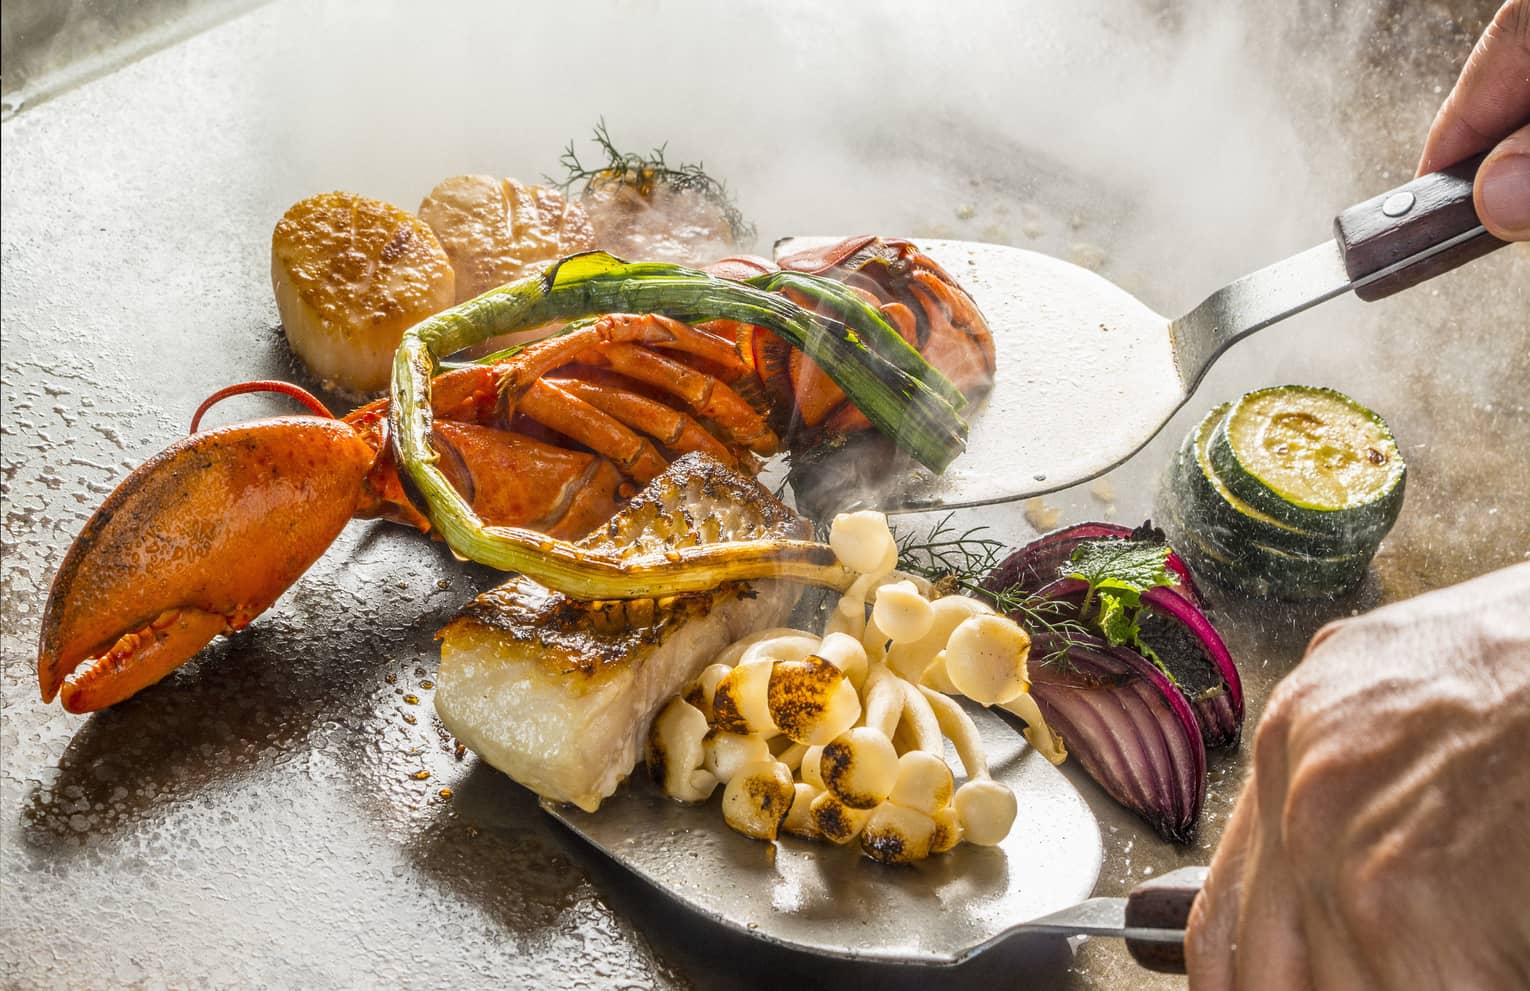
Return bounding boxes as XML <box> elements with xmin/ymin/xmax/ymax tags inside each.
<box><xmin>1477</xmin><ymin>123</ymin><xmax>1530</xmax><ymax>241</ymax></box>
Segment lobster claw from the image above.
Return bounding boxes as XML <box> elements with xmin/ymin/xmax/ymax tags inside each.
<box><xmin>38</xmin><ymin>417</ymin><xmax>376</xmax><ymax>713</ymax></box>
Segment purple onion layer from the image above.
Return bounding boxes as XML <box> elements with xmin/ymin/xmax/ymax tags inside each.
<box><xmin>1027</xmin><ymin>632</ymin><xmax>1207</xmax><ymax>843</ymax></box>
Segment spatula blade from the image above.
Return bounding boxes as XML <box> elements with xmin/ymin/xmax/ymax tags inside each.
<box><xmin>542</xmin><ymin>702</ymin><xmax>1102</xmax><ymax>967</ymax></box>
<box><xmin>777</xmin><ymin>238</ymin><xmax>1185</xmax><ymax>513</ymax></box>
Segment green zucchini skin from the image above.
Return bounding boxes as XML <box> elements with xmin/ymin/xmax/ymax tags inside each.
<box><xmin>1171</xmin><ymin>508</ymin><xmax>1374</xmax><ymax>600</ymax></box>
<box><xmin>1206</xmin><ymin>386</ymin><xmax>1406</xmax><ymax>544</ymax></box>
<box><xmin>1174</xmin><ymin>405</ymin><xmax>1349</xmax><ymax>557</ymax></box>
<box><xmin>1164</xmin><ymin>387</ymin><xmax>1405</xmax><ymax>601</ymax></box>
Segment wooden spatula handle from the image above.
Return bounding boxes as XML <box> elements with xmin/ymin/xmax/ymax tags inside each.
<box><xmin>1124</xmin><ymin>865</ymin><xmax>1207</xmax><ymax>973</ymax></box>
<box><xmin>1334</xmin><ymin>153</ymin><xmax>1509</xmax><ymax>301</ymax></box>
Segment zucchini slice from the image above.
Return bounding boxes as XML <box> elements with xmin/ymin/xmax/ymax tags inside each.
<box><xmin>1176</xmin><ymin>404</ymin><xmax>1347</xmax><ymax>557</ymax></box>
<box><xmin>1208</xmin><ymin>386</ymin><xmax>1405</xmax><ymax>543</ymax></box>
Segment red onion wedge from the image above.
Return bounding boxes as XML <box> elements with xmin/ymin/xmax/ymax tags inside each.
<box><xmin>1025</xmin><ymin>632</ymin><xmax>1207</xmax><ymax>843</ymax></box>
<box><xmin>979</xmin><ymin>523</ymin><xmax>1241</xmax><ymax>839</ymax></box>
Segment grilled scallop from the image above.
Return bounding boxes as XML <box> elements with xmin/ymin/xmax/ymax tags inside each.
<box><xmin>418</xmin><ymin>176</ymin><xmax>597</xmax><ymax>303</ymax></box>
<box><xmin>272</xmin><ymin>192</ymin><xmax>455</xmax><ymax>394</ymax></box>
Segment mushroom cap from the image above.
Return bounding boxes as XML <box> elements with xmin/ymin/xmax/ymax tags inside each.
<box><xmin>930</xmin><ymin>805</ymin><xmax>962</xmax><ymax>853</ymax></box>
<box><xmin>703</xmin><ymin>730</ymin><xmax>772</xmax><ymax>785</ymax></box>
<box><xmin>713</xmin><ymin>627</ymin><xmax>817</xmax><ymax>667</ymax></box>
<box><xmin>722</xmin><ymin>759</ymin><xmax>796</xmax><ymax>841</ymax></box>
<box><xmin>872</xmin><ymin>581</ymin><xmax>936</xmax><ymax>644</ymax></box>
<box><xmin>808</xmin><ymin>790</ymin><xmax>872</xmax><ymax>845</ymax></box>
<box><xmin>816</xmin><ymin>632</ymin><xmax>869</xmax><ymax>690</ymax></box>
<box><xmin>819</xmin><ymin>726</ymin><xmax>900</xmax><ymax>810</ymax></box>
<box><xmin>861</xmin><ymin>803</ymin><xmax>938</xmax><ymax>864</ymax></box>
<box><xmin>829</xmin><ymin>510</ymin><xmax>897</xmax><ymax>575</ymax></box>
<box><xmin>682</xmin><ymin>662</ymin><xmax>733</xmax><ymax>722</ymax></box>
<box><xmin>646</xmin><ymin>697</ymin><xmax>717</xmax><ymax>803</ymax></box>
<box><xmin>943</xmin><ymin>614</ymin><xmax>1032</xmax><ymax>706</ymax></box>
<box><xmin>888</xmin><ymin>750</ymin><xmax>955</xmax><ymax>816</ymax></box>
<box><xmin>739</xmin><ymin>633</ymin><xmax>820</xmax><ymax>668</ymax></box>
<box><xmin>885</xmin><ymin>594</ymin><xmax>994</xmax><ymax>684</ymax></box>
<box><xmin>768</xmin><ymin>655</ymin><xmax>861</xmax><ymax>746</ymax></box>
<box><xmin>711</xmin><ymin>659</ymin><xmax>778</xmax><ymax>735</ymax></box>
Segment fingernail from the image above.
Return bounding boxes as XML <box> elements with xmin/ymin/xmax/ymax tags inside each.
<box><xmin>1479</xmin><ymin>155</ymin><xmax>1530</xmax><ymax>236</ymax></box>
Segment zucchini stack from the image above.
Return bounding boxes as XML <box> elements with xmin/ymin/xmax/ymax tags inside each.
<box><xmin>1165</xmin><ymin>386</ymin><xmax>1405</xmax><ymax>600</ymax></box>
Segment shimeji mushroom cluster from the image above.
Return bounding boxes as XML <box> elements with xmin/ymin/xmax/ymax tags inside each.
<box><xmin>645</xmin><ymin>511</ymin><xmax>1066</xmax><ymax>865</ymax></box>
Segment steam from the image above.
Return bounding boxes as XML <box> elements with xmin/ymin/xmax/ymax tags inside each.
<box><xmin>261</xmin><ymin>0</ymin><xmax>1353</xmax><ymax>304</ymax></box>
<box><xmin>254</xmin><ymin>0</ymin><xmax>1521</xmax><ymax>517</ymax></box>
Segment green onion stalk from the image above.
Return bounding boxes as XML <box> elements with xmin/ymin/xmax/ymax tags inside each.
<box><xmin>390</xmin><ymin>251</ymin><xmax>969</xmax><ymax>599</ymax></box>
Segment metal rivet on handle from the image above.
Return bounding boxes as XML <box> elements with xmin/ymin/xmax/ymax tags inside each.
<box><xmin>1382</xmin><ymin>191</ymin><xmax>1416</xmax><ymax>217</ymax></box>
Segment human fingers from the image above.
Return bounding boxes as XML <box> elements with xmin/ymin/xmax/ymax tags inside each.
<box><xmin>1230</xmin><ymin>831</ymin><xmax>1313</xmax><ymax>991</ymax></box>
<box><xmin>1186</xmin><ymin>784</ymin><xmax>1258</xmax><ymax>991</ymax></box>
<box><xmin>1224</xmin><ymin>701</ymin><xmax>1311</xmax><ymax>990</ymax></box>
<box><xmin>1476</xmin><ymin>121</ymin><xmax>1530</xmax><ymax>239</ymax></box>
<box><xmin>1418</xmin><ymin>0</ymin><xmax>1530</xmax><ymax>174</ymax></box>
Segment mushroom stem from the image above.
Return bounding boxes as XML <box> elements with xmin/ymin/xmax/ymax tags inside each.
<box><xmin>776</xmin><ymin>740</ymin><xmax>809</xmax><ymax>772</ymax></box>
<box><xmin>919</xmin><ymin>686</ymin><xmax>990</xmax><ymax>781</ymax></box>
<box><xmin>899</xmin><ymin>680</ymin><xmax>944</xmax><ymax>754</ymax></box>
<box><xmin>1000</xmin><ymin>691</ymin><xmax>1067</xmax><ymax>765</ymax></box>
<box><xmin>861</xmin><ymin>617</ymin><xmax>889</xmax><ymax>664</ymax></box>
<box><xmin>861</xmin><ymin>664</ymin><xmax>903</xmax><ymax>738</ymax></box>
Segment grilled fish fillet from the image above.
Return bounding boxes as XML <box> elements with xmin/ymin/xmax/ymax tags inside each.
<box><xmin>435</xmin><ymin>454</ymin><xmax>808</xmax><ymax>811</ymax></box>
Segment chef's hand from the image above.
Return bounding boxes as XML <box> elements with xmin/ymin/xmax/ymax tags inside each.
<box><xmin>1419</xmin><ymin>0</ymin><xmax>1530</xmax><ymax>240</ymax></box>
<box><xmin>1184</xmin><ymin>564</ymin><xmax>1530</xmax><ymax>989</ymax></box>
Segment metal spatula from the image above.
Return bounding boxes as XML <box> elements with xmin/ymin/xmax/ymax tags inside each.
<box><xmin>545</xmin><ymin>702</ymin><xmax>1206</xmax><ymax>974</ymax></box>
<box><xmin>784</xmin><ymin>154</ymin><xmax>1508</xmax><ymax>512</ymax></box>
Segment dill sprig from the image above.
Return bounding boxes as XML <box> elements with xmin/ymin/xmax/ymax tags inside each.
<box><xmin>553</xmin><ymin>119</ymin><xmax>756</xmax><ymax>246</ymax></box>
<box><xmin>896</xmin><ymin>514</ymin><xmax>1094</xmax><ymax>667</ymax></box>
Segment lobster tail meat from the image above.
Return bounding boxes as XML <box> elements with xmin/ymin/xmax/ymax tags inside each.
<box><xmin>38</xmin><ymin>417</ymin><xmax>376</xmax><ymax>713</ymax></box>
<box><xmin>430</xmin><ymin>421</ymin><xmax>626</xmax><ymax>538</ymax></box>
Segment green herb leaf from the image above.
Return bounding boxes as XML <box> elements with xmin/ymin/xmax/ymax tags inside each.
<box><xmin>1064</xmin><ymin>540</ymin><xmax>1174</xmax><ymax>659</ymax></box>
<box><xmin>1064</xmin><ymin>540</ymin><xmax>1173</xmax><ymax>595</ymax></box>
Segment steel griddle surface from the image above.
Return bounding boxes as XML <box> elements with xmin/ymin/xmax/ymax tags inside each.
<box><xmin>2</xmin><ymin>1</ymin><xmax>1526</xmax><ymax>989</ymax></box>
